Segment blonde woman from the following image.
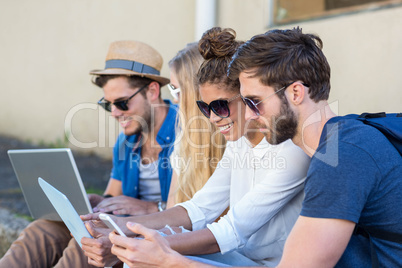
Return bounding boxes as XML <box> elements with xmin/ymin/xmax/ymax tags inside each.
<box><xmin>166</xmin><ymin>43</ymin><xmax>226</xmax><ymax>207</ymax></box>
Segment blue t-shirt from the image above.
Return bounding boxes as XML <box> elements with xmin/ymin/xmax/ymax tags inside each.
<box><xmin>301</xmin><ymin>116</ymin><xmax>402</xmax><ymax>267</ymax></box>
<box><xmin>111</xmin><ymin>100</ymin><xmax>178</xmax><ymax>202</ymax></box>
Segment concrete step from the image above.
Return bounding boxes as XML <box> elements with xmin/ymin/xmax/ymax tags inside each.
<box><xmin>0</xmin><ymin>208</ymin><xmax>30</xmax><ymax>258</ymax></box>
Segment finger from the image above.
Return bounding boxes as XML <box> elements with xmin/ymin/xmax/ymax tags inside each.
<box><xmin>86</xmin><ymin>254</ymin><xmax>106</xmax><ymax>267</ymax></box>
<box><xmin>109</xmin><ymin>231</ymin><xmax>126</xmax><ymax>247</ymax></box>
<box><xmin>85</xmin><ymin>221</ymin><xmax>104</xmax><ymax>237</ymax></box>
<box><xmin>111</xmin><ymin>244</ymin><xmax>134</xmax><ymax>268</ymax></box>
<box><xmin>98</xmin><ymin>203</ymin><xmax>125</xmax><ymax>213</ymax></box>
<box><xmin>109</xmin><ymin>231</ymin><xmax>140</xmax><ymax>250</ymax></box>
<box><xmin>81</xmin><ymin>236</ymin><xmax>102</xmax><ymax>249</ymax></box>
<box><xmin>112</xmin><ymin>208</ymin><xmax>128</xmax><ymax>215</ymax></box>
<box><xmin>96</xmin><ymin>196</ymin><xmax>123</xmax><ymax>209</ymax></box>
<box><xmin>84</xmin><ymin>249</ymin><xmax>102</xmax><ymax>262</ymax></box>
<box><xmin>127</xmin><ymin>222</ymin><xmax>158</xmax><ymax>240</ymax></box>
<box><xmin>80</xmin><ymin>212</ymin><xmax>101</xmax><ymax>221</ymax></box>
<box><xmin>82</xmin><ymin>238</ymin><xmax>114</xmax><ymax>264</ymax></box>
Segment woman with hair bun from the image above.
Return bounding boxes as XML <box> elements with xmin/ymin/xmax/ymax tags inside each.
<box><xmin>86</xmin><ymin>27</ymin><xmax>310</xmax><ymax>267</ymax></box>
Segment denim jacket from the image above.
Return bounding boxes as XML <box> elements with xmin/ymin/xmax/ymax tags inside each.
<box><xmin>111</xmin><ymin>100</ymin><xmax>177</xmax><ymax>202</ymax></box>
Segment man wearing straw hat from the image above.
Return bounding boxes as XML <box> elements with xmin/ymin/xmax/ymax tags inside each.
<box><xmin>0</xmin><ymin>40</ymin><xmax>178</xmax><ymax>268</ymax></box>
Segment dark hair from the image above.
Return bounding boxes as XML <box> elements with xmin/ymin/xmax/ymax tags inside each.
<box><xmin>228</xmin><ymin>27</ymin><xmax>331</xmax><ymax>102</ymax></box>
<box><xmin>92</xmin><ymin>75</ymin><xmax>159</xmax><ymax>97</ymax></box>
<box><xmin>196</xmin><ymin>27</ymin><xmax>243</xmax><ymax>92</ymax></box>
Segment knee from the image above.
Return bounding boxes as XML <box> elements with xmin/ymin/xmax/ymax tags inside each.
<box><xmin>22</xmin><ymin>219</ymin><xmax>69</xmax><ymax>240</ymax></box>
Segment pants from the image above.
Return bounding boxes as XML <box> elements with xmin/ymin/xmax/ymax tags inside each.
<box><xmin>0</xmin><ymin>219</ymin><xmax>96</xmax><ymax>268</ymax></box>
<box><xmin>194</xmin><ymin>251</ymin><xmax>261</xmax><ymax>266</ymax></box>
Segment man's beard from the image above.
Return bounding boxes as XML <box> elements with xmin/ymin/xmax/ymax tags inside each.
<box><xmin>125</xmin><ymin>102</ymin><xmax>152</xmax><ymax>137</ymax></box>
<box><xmin>262</xmin><ymin>98</ymin><xmax>298</xmax><ymax>145</ymax></box>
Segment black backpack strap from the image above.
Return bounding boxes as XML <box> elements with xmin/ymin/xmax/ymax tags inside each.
<box><xmin>354</xmin><ymin>224</ymin><xmax>402</xmax><ymax>268</ymax></box>
<box><xmin>353</xmin><ymin>224</ymin><xmax>402</xmax><ymax>243</ymax></box>
<box><xmin>353</xmin><ymin>225</ymin><xmax>379</xmax><ymax>268</ymax></box>
<box><xmin>358</xmin><ymin>112</ymin><xmax>386</xmax><ymax>119</ymax></box>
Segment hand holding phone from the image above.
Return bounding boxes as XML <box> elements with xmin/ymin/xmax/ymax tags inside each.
<box><xmin>99</xmin><ymin>213</ymin><xmax>127</xmax><ymax>237</ymax></box>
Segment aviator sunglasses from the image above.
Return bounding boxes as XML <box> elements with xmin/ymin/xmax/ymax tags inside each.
<box><xmin>241</xmin><ymin>82</ymin><xmax>309</xmax><ymax>116</ymax></box>
<box><xmin>196</xmin><ymin>94</ymin><xmax>240</xmax><ymax>118</ymax></box>
<box><xmin>98</xmin><ymin>83</ymin><xmax>150</xmax><ymax>112</ymax></box>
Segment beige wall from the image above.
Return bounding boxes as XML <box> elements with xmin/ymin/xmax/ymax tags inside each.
<box><xmin>0</xmin><ymin>0</ymin><xmax>196</xmax><ymax>158</ymax></box>
<box><xmin>219</xmin><ymin>0</ymin><xmax>402</xmax><ymax>115</ymax></box>
<box><xmin>1</xmin><ymin>0</ymin><xmax>401</xmax><ymax>159</ymax></box>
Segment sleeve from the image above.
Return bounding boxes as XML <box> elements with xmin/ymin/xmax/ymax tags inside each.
<box><xmin>177</xmin><ymin>144</ymin><xmax>233</xmax><ymax>231</ymax></box>
<box><xmin>208</xmin><ymin>140</ymin><xmax>310</xmax><ymax>254</ymax></box>
<box><xmin>301</xmin><ymin>141</ymin><xmax>380</xmax><ymax>223</ymax></box>
<box><xmin>110</xmin><ymin>133</ymin><xmax>125</xmax><ymax>181</ymax></box>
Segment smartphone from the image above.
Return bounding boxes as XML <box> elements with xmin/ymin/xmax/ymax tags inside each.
<box><xmin>99</xmin><ymin>213</ymin><xmax>127</xmax><ymax>237</ymax></box>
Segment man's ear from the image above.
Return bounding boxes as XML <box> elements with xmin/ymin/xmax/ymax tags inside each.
<box><xmin>287</xmin><ymin>81</ymin><xmax>306</xmax><ymax>106</ymax></box>
<box><xmin>146</xmin><ymin>81</ymin><xmax>161</xmax><ymax>101</ymax></box>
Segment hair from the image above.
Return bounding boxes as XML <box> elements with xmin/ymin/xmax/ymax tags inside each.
<box><xmin>168</xmin><ymin>42</ymin><xmax>226</xmax><ymax>204</ymax></box>
<box><xmin>197</xmin><ymin>27</ymin><xmax>243</xmax><ymax>92</ymax></box>
<box><xmin>228</xmin><ymin>27</ymin><xmax>331</xmax><ymax>102</ymax></box>
<box><xmin>92</xmin><ymin>75</ymin><xmax>161</xmax><ymax>98</ymax></box>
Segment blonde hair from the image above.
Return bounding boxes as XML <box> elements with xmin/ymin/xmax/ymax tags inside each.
<box><xmin>169</xmin><ymin>43</ymin><xmax>226</xmax><ymax>204</ymax></box>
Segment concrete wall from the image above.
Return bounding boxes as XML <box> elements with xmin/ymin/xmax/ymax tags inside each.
<box><xmin>1</xmin><ymin>0</ymin><xmax>401</xmax><ymax>159</ymax></box>
<box><xmin>218</xmin><ymin>0</ymin><xmax>402</xmax><ymax>116</ymax></box>
<box><xmin>0</xmin><ymin>0</ymin><xmax>196</xmax><ymax>158</ymax></box>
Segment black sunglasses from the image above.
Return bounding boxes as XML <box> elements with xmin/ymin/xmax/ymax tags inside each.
<box><xmin>98</xmin><ymin>83</ymin><xmax>149</xmax><ymax>112</ymax></box>
<box><xmin>241</xmin><ymin>82</ymin><xmax>309</xmax><ymax>116</ymax></box>
<box><xmin>196</xmin><ymin>94</ymin><xmax>240</xmax><ymax>119</ymax></box>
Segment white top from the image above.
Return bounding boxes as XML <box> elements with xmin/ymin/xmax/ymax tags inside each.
<box><xmin>169</xmin><ymin>145</ymin><xmax>181</xmax><ymax>175</ymax></box>
<box><xmin>178</xmin><ymin>137</ymin><xmax>310</xmax><ymax>266</ymax></box>
<box><xmin>138</xmin><ymin>160</ymin><xmax>160</xmax><ymax>202</ymax></box>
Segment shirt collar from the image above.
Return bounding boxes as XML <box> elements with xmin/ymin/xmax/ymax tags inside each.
<box><xmin>156</xmin><ymin>99</ymin><xmax>178</xmax><ymax>146</ymax></box>
<box><xmin>251</xmin><ymin>137</ymin><xmax>273</xmax><ymax>159</ymax></box>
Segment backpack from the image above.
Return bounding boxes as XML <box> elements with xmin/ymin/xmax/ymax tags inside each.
<box><xmin>342</xmin><ymin>112</ymin><xmax>402</xmax><ymax>267</ymax></box>
<box><xmin>354</xmin><ymin>112</ymin><xmax>402</xmax><ymax>156</ymax></box>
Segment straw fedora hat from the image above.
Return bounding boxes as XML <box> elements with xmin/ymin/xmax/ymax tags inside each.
<box><xmin>90</xmin><ymin>40</ymin><xmax>170</xmax><ymax>86</ymax></box>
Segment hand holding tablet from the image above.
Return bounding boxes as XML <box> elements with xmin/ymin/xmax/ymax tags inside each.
<box><xmin>38</xmin><ymin>177</ymin><xmax>93</xmax><ymax>247</ymax></box>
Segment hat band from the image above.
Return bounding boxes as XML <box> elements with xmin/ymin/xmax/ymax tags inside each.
<box><xmin>105</xmin><ymin>59</ymin><xmax>160</xmax><ymax>75</ymax></box>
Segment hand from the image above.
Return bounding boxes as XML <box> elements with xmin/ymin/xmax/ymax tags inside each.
<box><xmin>88</xmin><ymin>194</ymin><xmax>105</xmax><ymax>208</ymax></box>
<box><xmin>80</xmin><ymin>212</ymin><xmax>102</xmax><ymax>222</ymax></box>
<box><xmin>92</xmin><ymin>196</ymin><xmax>158</xmax><ymax>216</ymax></box>
<box><xmin>81</xmin><ymin>213</ymin><xmax>138</xmax><ymax>237</ymax></box>
<box><xmin>81</xmin><ymin>219</ymin><xmax>120</xmax><ymax>267</ymax></box>
<box><xmin>109</xmin><ymin>222</ymin><xmax>192</xmax><ymax>268</ymax></box>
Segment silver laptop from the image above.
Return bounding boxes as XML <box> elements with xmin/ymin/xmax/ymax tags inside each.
<box><xmin>8</xmin><ymin>148</ymin><xmax>93</xmax><ymax>221</ymax></box>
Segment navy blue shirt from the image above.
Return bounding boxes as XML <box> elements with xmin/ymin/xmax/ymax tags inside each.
<box><xmin>301</xmin><ymin>116</ymin><xmax>402</xmax><ymax>267</ymax></box>
<box><xmin>111</xmin><ymin>100</ymin><xmax>178</xmax><ymax>202</ymax></box>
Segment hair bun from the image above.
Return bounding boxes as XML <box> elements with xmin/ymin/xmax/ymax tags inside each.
<box><xmin>198</xmin><ymin>27</ymin><xmax>239</xmax><ymax>60</ymax></box>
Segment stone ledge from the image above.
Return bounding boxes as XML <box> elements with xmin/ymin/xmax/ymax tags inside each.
<box><xmin>0</xmin><ymin>208</ymin><xmax>30</xmax><ymax>258</ymax></box>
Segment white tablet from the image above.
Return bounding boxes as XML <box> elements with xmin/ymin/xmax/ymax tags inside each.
<box><xmin>38</xmin><ymin>177</ymin><xmax>93</xmax><ymax>247</ymax></box>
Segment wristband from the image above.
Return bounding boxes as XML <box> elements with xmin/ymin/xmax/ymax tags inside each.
<box><xmin>103</xmin><ymin>194</ymin><xmax>113</xmax><ymax>198</ymax></box>
<box><xmin>157</xmin><ymin>201</ymin><xmax>167</xmax><ymax>212</ymax></box>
